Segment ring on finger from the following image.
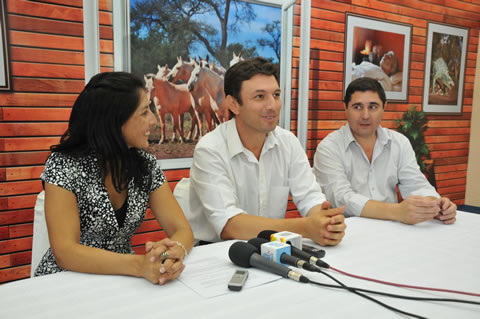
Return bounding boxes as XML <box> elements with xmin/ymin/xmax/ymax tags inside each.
<box><xmin>160</xmin><ymin>251</ymin><xmax>169</xmax><ymax>260</ymax></box>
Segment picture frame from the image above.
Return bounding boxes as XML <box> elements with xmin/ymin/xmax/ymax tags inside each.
<box><xmin>343</xmin><ymin>14</ymin><xmax>412</xmax><ymax>102</ymax></box>
<box><xmin>422</xmin><ymin>22</ymin><xmax>468</xmax><ymax>114</ymax></box>
<box><xmin>112</xmin><ymin>0</ymin><xmax>297</xmax><ymax>169</ymax></box>
<box><xmin>0</xmin><ymin>0</ymin><xmax>12</xmax><ymax>91</ymax></box>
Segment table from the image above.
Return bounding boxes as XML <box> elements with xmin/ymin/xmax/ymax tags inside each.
<box><xmin>1</xmin><ymin>211</ymin><xmax>479</xmax><ymax>318</ymax></box>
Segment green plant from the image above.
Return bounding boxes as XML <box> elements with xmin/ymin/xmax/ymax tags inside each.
<box><xmin>395</xmin><ymin>106</ymin><xmax>430</xmax><ymax>174</ymax></box>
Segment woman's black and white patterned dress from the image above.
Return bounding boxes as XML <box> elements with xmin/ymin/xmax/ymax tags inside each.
<box><xmin>34</xmin><ymin>150</ymin><xmax>165</xmax><ymax>276</ymax></box>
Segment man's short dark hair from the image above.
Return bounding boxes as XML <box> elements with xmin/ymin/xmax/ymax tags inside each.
<box><xmin>224</xmin><ymin>57</ymin><xmax>279</xmax><ymax>105</ymax></box>
<box><xmin>344</xmin><ymin>77</ymin><xmax>386</xmax><ymax>107</ymax></box>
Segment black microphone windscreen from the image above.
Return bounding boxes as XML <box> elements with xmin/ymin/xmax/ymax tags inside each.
<box><xmin>247</xmin><ymin>237</ymin><xmax>268</xmax><ymax>249</ymax></box>
<box><xmin>257</xmin><ymin>230</ymin><xmax>277</xmax><ymax>240</ymax></box>
<box><xmin>228</xmin><ymin>241</ymin><xmax>257</xmax><ymax>268</ymax></box>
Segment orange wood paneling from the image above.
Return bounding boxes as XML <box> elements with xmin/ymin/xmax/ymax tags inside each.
<box><xmin>0</xmin><ymin>123</ymin><xmax>69</xmax><ymax>137</ymax></box>
<box><xmin>2</xmin><ymin>107</ymin><xmax>72</xmax><ymax>121</ymax></box>
<box><xmin>0</xmin><ymin>137</ymin><xmax>61</xmax><ymax>151</ymax></box>
<box><xmin>11</xmin><ymin>47</ymin><xmax>84</xmax><ymax>65</ymax></box>
<box><xmin>1</xmin><ymin>166</ymin><xmax>45</xmax><ymax>181</ymax></box>
<box><xmin>9</xmin><ymin>224</ymin><xmax>33</xmax><ymax>239</ymax></box>
<box><xmin>0</xmin><ymin>181</ymin><xmax>43</xmax><ymax>197</ymax></box>
<box><xmin>0</xmin><ymin>93</ymin><xmax>77</xmax><ymax>107</ymax></box>
<box><xmin>12</xmin><ymin>62</ymin><xmax>85</xmax><ymax>79</ymax></box>
<box><xmin>0</xmin><ymin>227</ymin><xmax>8</xmax><ymax>240</ymax></box>
<box><xmin>0</xmin><ymin>209</ymin><xmax>34</xmax><ymax>226</ymax></box>
<box><xmin>10</xmin><ymin>251</ymin><xmax>32</xmax><ymax>266</ymax></box>
<box><xmin>0</xmin><ymin>265</ymin><xmax>31</xmax><ymax>283</ymax></box>
<box><xmin>0</xmin><ymin>237</ymin><xmax>32</xmax><ymax>254</ymax></box>
<box><xmin>0</xmin><ymin>151</ymin><xmax>51</xmax><ymax>166</ymax></box>
<box><xmin>4</xmin><ymin>195</ymin><xmax>38</xmax><ymax>210</ymax></box>
<box><xmin>11</xmin><ymin>79</ymin><xmax>83</xmax><ymax>94</ymax></box>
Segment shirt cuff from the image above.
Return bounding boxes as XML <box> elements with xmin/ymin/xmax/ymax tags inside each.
<box><xmin>410</xmin><ymin>189</ymin><xmax>440</xmax><ymax>199</ymax></box>
<box><xmin>298</xmin><ymin>193</ymin><xmax>327</xmax><ymax>217</ymax></box>
<box><xmin>209</xmin><ymin>208</ymin><xmax>245</xmax><ymax>239</ymax></box>
<box><xmin>345</xmin><ymin>193</ymin><xmax>371</xmax><ymax>217</ymax></box>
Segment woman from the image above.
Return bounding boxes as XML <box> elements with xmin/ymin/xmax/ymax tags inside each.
<box><xmin>34</xmin><ymin>72</ymin><xmax>194</xmax><ymax>285</ymax></box>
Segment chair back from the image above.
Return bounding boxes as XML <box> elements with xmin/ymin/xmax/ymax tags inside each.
<box><xmin>173</xmin><ymin>178</ymin><xmax>200</xmax><ymax>245</ymax></box>
<box><xmin>31</xmin><ymin>190</ymin><xmax>50</xmax><ymax>277</ymax></box>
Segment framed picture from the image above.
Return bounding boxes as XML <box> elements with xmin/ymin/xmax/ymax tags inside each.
<box><xmin>344</xmin><ymin>14</ymin><xmax>412</xmax><ymax>102</ymax></box>
<box><xmin>112</xmin><ymin>0</ymin><xmax>296</xmax><ymax>169</ymax></box>
<box><xmin>422</xmin><ymin>22</ymin><xmax>468</xmax><ymax>114</ymax></box>
<box><xmin>0</xmin><ymin>0</ymin><xmax>12</xmax><ymax>91</ymax></box>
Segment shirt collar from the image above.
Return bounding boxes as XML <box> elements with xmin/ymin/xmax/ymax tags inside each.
<box><xmin>226</xmin><ymin>119</ymin><xmax>243</xmax><ymax>158</ymax></box>
<box><xmin>343</xmin><ymin>123</ymin><xmax>391</xmax><ymax>151</ymax></box>
<box><xmin>226</xmin><ymin>119</ymin><xmax>279</xmax><ymax>159</ymax></box>
<box><xmin>376</xmin><ymin>125</ymin><xmax>391</xmax><ymax>147</ymax></box>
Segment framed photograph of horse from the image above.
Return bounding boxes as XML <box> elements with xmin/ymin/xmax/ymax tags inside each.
<box><xmin>422</xmin><ymin>22</ymin><xmax>468</xmax><ymax>114</ymax></box>
<box><xmin>0</xmin><ymin>0</ymin><xmax>12</xmax><ymax>91</ymax></box>
<box><xmin>343</xmin><ymin>14</ymin><xmax>412</xmax><ymax>102</ymax></box>
<box><xmin>112</xmin><ymin>0</ymin><xmax>297</xmax><ymax>169</ymax></box>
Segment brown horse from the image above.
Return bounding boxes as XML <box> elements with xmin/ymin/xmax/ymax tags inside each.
<box><xmin>167</xmin><ymin>57</ymin><xmax>195</xmax><ymax>84</ymax></box>
<box><xmin>187</xmin><ymin>62</ymin><xmax>229</xmax><ymax>123</ymax></box>
<box><xmin>189</xmin><ymin>79</ymin><xmax>219</xmax><ymax>135</ymax></box>
<box><xmin>152</xmin><ymin>66</ymin><xmax>197</xmax><ymax>143</ymax></box>
<box><xmin>164</xmin><ymin>58</ymin><xmax>201</xmax><ymax>140</ymax></box>
<box><xmin>167</xmin><ymin>57</ymin><xmax>218</xmax><ymax>136</ymax></box>
<box><xmin>209</xmin><ymin>60</ymin><xmax>226</xmax><ymax>77</ymax></box>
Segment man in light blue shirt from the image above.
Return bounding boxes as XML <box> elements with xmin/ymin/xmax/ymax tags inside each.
<box><xmin>313</xmin><ymin>77</ymin><xmax>456</xmax><ymax>225</ymax></box>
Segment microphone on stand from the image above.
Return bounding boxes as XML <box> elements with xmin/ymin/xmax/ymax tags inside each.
<box><xmin>257</xmin><ymin>230</ymin><xmax>330</xmax><ymax>269</ymax></box>
<box><xmin>228</xmin><ymin>241</ymin><xmax>310</xmax><ymax>283</ymax></box>
<box><xmin>247</xmin><ymin>237</ymin><xmax>319</xmax><ymax>273</ymax></box>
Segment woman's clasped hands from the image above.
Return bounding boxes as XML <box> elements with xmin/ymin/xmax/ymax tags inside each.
<box><xmin>142</xmin><ymin>238</ymin><xmax>187</xmax><ymax>285</ymax></box>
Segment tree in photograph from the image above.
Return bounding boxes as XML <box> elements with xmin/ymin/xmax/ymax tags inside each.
<box><xmin>257</xmin><ymin>20</ymin><xmax>281</xmax><ymax>60</ymax></box>
<box><xmin>131</xmin><ymin>0</ymin><xmax>257</xmax><ymax>68</ymax></box>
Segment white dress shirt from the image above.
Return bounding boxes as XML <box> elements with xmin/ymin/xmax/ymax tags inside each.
<box><xmin>189</xmin><ymin>119</ymin><xmax>326</xmax><ymax>242</ymax></box>
<box><xmin>313</xmin><ymin>124</ymin><xmax>439</xmax><ymax>217</ymax></box>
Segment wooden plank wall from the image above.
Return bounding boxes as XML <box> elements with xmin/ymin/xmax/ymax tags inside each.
<box><xmin>290</xmin><ymin>0</ymin><xmax>479</xmax><ymax>206</ymax></box>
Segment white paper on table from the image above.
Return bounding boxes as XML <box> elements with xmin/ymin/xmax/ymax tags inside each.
<box><xmin>178</xmin><ymin>256</ymin><xmax>281</xmax><ymax>298</ymax></box>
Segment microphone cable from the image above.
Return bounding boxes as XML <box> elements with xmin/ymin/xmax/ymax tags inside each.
<box><xmin>313</xmin><ymin>267</ymin><xmax>480</xmax><ymax>305</ymax></box>
<box><xmin>328</xmin><ymin>266</ymin><xmax>480</xmax><ymax>298</ymax></box>
<box><xmin>309</xmin><ymin>271</ymin><xmax>427</xmax><ymax>319</ymax></box>
<box><xmin>310</xmin><ymin>258</ymin><xmax>480</xmax><ymax>298</ymax></box>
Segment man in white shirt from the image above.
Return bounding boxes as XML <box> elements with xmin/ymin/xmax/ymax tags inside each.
<box><xmin>313</xmin><ymin>77</ymin><xmax>456</xmax><ymax>225</ymax></box>
<box><xmin>188</xmin><ymin>57</ymin><xmax>346</xmax><ymax>245</ymax></box>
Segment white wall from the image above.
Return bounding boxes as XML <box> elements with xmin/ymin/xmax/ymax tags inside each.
<box><xmin>465</xmin><ymin>43</ymin><xmax>480</xmax><ymax>206</ymax></box>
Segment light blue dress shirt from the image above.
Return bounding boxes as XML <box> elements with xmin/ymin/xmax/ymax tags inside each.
<box><xmin>313</xmin><ymin>124</ymin><xmax>439</xmax><ymax>217</ymax></box>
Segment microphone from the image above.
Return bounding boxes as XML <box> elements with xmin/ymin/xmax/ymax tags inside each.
<box><xmin>228</xmin><ymin>241</ymin><xmax>309</xmax><ymax>283</ymax></box>
<box><xmin>247</xmin><ymin>238</ymin><xmax>319</xmax><ymax>273</ymax></box>
<box><xmin>257</xmin><ymin>230</ymin><xmax>330</xmax><ymax>269</ymax></box>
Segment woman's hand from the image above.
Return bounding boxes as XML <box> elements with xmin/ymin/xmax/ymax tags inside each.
<box><xmin>142</xmin><ymin>239</ymin><xmax>187</xmax><ymax>285</ymax></box>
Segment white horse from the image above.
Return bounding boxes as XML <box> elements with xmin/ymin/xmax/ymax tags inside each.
<box><xmin>229</xmin><ymin>52</ymin><xmax>244</xmax><ymax>67</ymax></box>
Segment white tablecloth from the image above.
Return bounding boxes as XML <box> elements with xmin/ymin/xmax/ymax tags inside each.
<box><xmin>1</xmin><ymin>211</ymin><xmax>479</xmax><ymax>318</ymax></box>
